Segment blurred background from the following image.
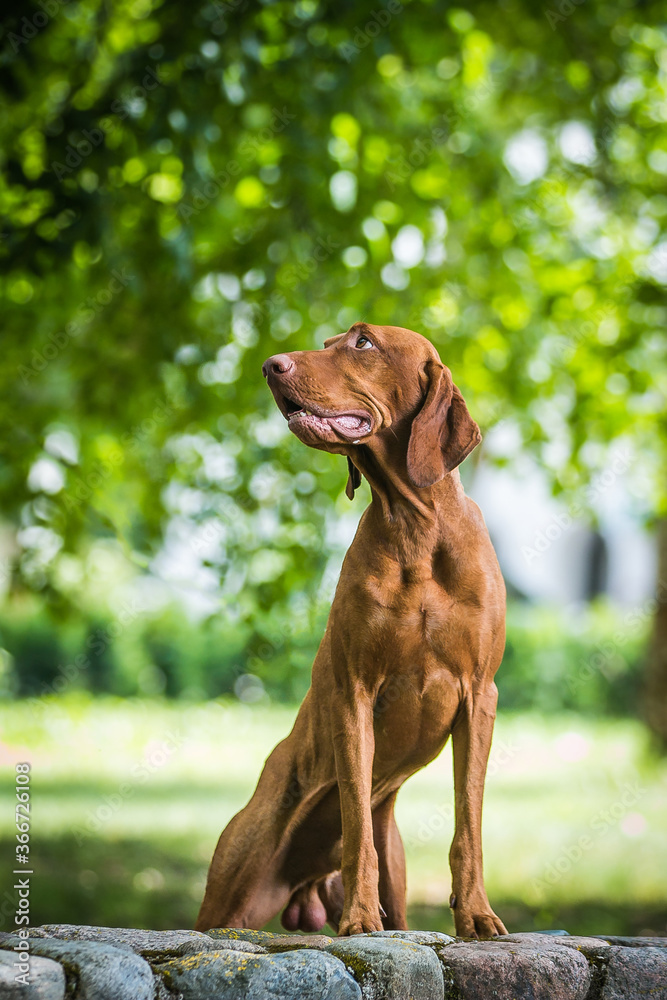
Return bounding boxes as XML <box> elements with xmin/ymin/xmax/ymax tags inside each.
<box><xmin>1</xmin><ymin>0</ymin><xmax>666</xmax><ymax>937</ymax></box>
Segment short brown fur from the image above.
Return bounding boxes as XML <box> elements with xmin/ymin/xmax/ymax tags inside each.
<box><xmin>196</xmin><ymin>324</ymin><xmax>507</xmax><ymax>939</ymax></box>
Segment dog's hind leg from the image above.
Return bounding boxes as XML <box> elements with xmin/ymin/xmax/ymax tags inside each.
<box><xmin>373</xmin><ymin>791</ymin><xmax>408</xmax><ymax>930</ymax></box>
<box><xmin>196</xmin><ymin>738</ymin><xmax>301</xmax><ymax>931</ymax></box>
<box><xmin>195</xmin><ymin>803</ymin><xmax>292</xmax><ymax>931</ymax></box>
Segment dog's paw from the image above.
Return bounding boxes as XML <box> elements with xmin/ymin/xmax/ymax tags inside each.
<box><xmin>451</xmin><ymin>893</ymin><xmax>507</xmax><ymax>939</ymax></box>
<box><xmin>338</xmin><ymin>903</ymin><xmax>384</xmax><ymax>936</ymax></box>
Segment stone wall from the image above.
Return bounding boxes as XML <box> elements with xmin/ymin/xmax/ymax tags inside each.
<box><xmin>1</xmin><ymin>924</ymin><xmax>665</xmax><ymax>999</ymax></box>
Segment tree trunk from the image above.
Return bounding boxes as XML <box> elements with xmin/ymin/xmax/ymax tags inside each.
<box><xmin>644</xmin><ymin>518</ymin><xmax>667</xmax><ymax>748</ymax></box>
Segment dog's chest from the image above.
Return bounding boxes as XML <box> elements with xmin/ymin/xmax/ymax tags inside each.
<box><xmin>371</xmin><ymin>658</ymin><xmax>461</xmax><ymax>780</ymax></box>
<box><xmin>336</xmin><ymin>567</ymin><xmax>486</xmax><ymax>776</ymax></box>
<box><xmin>368</xmin><ymin>582</ymin><xmax>469</xmax><ymax>774</ymax></box>
<box><xmin>360</xmin><ymin>570</ymin><xmax>462</xmax><ymax>660</ymax></box>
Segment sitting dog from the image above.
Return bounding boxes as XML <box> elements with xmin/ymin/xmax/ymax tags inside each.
<box><xmin>196</xmin><ymin>323</ymin><xmax>507</xmax><ymax>938</ymax></box>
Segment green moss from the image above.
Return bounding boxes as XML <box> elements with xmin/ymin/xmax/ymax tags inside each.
<box><xmin>156</xmin><ymin>948</ymin><xmax>257</xmax><ymax>989</ymax></box>
<box><xmin>205</xmin><ymin>928</ymin><xmax>278</xmax><ymax>945</ymax></box>
<box><xmin>324</xmin><ymin>948</ymin><xmax>375</xmax><ymax>981</ymax></box>
<box><xmin>583</xmin><ymin>951</ymin><xmax>610</xmax><ymax>1000</ymax></box>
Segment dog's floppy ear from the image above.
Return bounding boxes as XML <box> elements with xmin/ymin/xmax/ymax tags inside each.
<box><xmin>345</xmin><ymin>456</ymin><xmax>362</xmax><ymax>500</ymax></box>
<box><xmin>406</xmin><ymin>359</ymin><xmax>481</xmax><ymax>489</ymax></box>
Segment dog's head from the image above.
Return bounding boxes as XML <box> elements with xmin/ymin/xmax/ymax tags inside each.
<box><xmin>262</xmin><ymin>323</ymin><xmax>481</xmax><ymax>498</ymax></box>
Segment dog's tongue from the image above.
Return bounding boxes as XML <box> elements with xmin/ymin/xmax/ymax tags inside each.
<box><xmin>335</xmin><ymin>415</ymin><xmax>364</xmax><ymax>430</ymax></box>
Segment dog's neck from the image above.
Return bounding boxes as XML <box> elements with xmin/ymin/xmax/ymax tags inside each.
<box><xmin>349</xmin><ymin>440</ymin><xmax>468</xmax><ymax>565</ymax></box>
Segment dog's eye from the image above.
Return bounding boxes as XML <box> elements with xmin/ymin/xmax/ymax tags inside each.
<box><xmin>355</xmin><ymin>335</ymin><xmax>374</xmax><ymax>350</ymax></box>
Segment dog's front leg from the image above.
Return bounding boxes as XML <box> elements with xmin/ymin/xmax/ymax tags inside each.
<box><xmin>449</xmin><ymin>682</ymin><xmax>508</xmax><ymax>938</ymax></box>
<box><xmin>331</xmin><ymin>683</ymin><xmax>384</xmax><ymax>936</ymax></box>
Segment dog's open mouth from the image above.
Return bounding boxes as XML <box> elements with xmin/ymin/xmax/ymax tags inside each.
<box><xmin>281</xmin><ymin>394</ymin><xmax>372</xmax><ymax>440</ymax></box>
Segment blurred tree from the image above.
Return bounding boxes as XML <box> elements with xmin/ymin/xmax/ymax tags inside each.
<box><xmin>0</xmin><ymin>0</ymin><xmax>665</xmax><ymax>727</ymax></box>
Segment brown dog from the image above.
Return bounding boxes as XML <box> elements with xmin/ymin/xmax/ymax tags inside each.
<box><xmin>196</xmin><ymin>323</ymin><xmax>507</xmax><ymax>939</ymax></box>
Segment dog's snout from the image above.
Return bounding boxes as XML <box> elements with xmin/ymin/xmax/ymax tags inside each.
<box><xmin>262</xmin><ymin>354</ymin><xmax>295</xmax><ymax>378</ymax></box>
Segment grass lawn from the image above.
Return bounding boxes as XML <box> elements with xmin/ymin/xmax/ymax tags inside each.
<box><xmin>1</xmin><ymin>695</ymin><xmax>666</xmax><ymax>937</ymax></box>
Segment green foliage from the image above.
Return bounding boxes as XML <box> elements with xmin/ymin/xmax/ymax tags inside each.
<box><xmin>0</xmin><ymin>0</ymin><xmax>665</xmax><ymax>673</ymax></box>
<box><xmin>0</xmin><ymin>595</ymin><xmax>648</xmax><ymax>714</ymax></box>
<box><xmin>501</xmin><ymin>602</ymin><xmax>648</xmax><ymax>716</ymax></box>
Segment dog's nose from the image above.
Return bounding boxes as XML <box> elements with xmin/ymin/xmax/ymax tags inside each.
<box><xmin>262</xmin><ymin>354</ymin><xmax>295</xmax><ymax>378</ymax></box>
